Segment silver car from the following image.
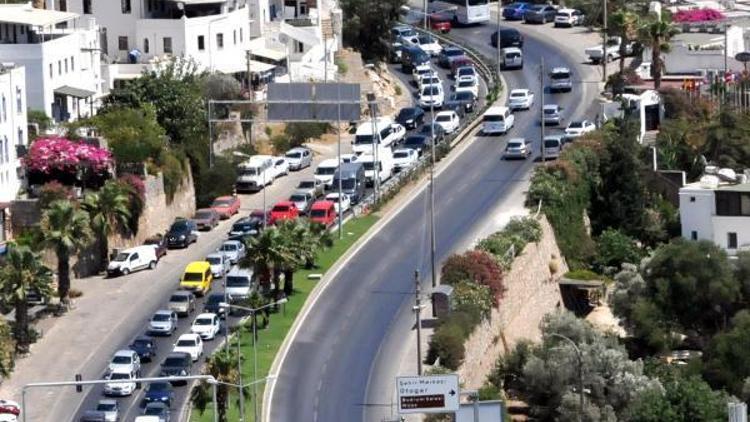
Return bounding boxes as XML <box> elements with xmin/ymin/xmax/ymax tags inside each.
<box><xmin>95</xmin><ymin>399</ymin><xmax>120</xmax><ymax>422</ymax></box>
<box><xmin>542</xmin><ymin>104</ymin><xmax>562</xmax><ymax>126</ymax></box>
<box><xmin>549</xmin><ymin>67</ymin><xmax>573</xmax><ymax>92</ymax></box>
<box><xmin>205</xmin><ymin>252</ymin><xmax>231</xmax><ymax>278</ymax></box>
<box><xmin>503</xmin><ymin>138</ymin><xmax>533</xmax><ymax>160</ymax></box>
<box><xmin>168</xmin><ymin>292</ymin><xmax>195</xmax><ymax>317</ymax></box>
<box><xmin>285</xmin><ymin>147</ymin><xmax>313</xmax><ymax>171</ymax></box>
<box><xmin>289</xmin><ymin>190</ymin><xmax>315</xmax><ymax>215</ymax></box>
<box><xmin>218</xmin><ymin>240</ymin><xmax>246</xmax><ymax>265</ymax></box>
<box><xmin>149</xmin><ymin>310</ymin><xmax>178</xmax><ymax>335</ymax></box>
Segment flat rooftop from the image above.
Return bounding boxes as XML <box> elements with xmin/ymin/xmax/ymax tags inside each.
<box><xmin>0</xmin><ymin>4</ymin><xmax>78</xmax><ymax>27</ymax></box>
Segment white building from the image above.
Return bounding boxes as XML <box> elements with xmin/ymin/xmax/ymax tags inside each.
<box><xmin>600</xmin><ymin>90</ymin><xmax>663</xmax><ymax>143</ymax></box>
<box><xmin>48</xmin><ymin>0</ymin><xmax>256</xmax><ymax>87</ymax></box>
<box><xmin>0</xmin><ymin>63</ymin><xmax>28</xmax><ymax>244</ymax></box>
<box><xmin>679</xmin><ymin>171</ymin><xmax>750</xmax><ymax>255</ymax></box>
<box><xmin>0</xmin><ymin>4</ymin><xmax>102</xmax><ymax>123</ymax></box>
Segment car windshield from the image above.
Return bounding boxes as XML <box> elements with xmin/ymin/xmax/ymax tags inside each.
<box><xmin>545</xmin><ymin>139</ymin><xmax>561</xmax><ymax>147</ymax></box>
<box><xmin>96</xmin><ymin>403</ymin><xmax>117</xmax><ymax>411</ymax></box>
<box><xmin>340</xmin><ymin>179</ymin><xmax>356</xmax><ymax>190</ymax></box>
<box><xmin>239</xmin><ymin>168</ymin><xmax>258</xmax><ymax>176</ymax></box>
<box><xmin>569</xmin><ymin>121</ymin><xmax>584</xmax><ymax>128</ymax></box>
<box><xmin>112</xmin><ymin>253</ymin><xmax>129</xmax><ymax>262</ymax></box>
<box><xmin>133</xmin><ymin>339</ymin><xmax>151</xmax><ymax>347</ymax></box>
<box><xmin>153</xmin><ymin>313</ymin><xmax>171</xmax><ymax>321</ymax></box>
<box><xmin>170</xmin><ymin>221</ymin><xmax>189</xmax><ymax>232</ymax></box>
<box><xmin>310</xmin><ymin>209</ymin><xmax>328</xmax><ymax>218</ymax></box>
<box><xmin>206</xmin><ymin>257</ymin><xmax>221</xmax><ymax>265</ymax></box>
<box><xmin>327</xmin><ymin>195</ymin><xmax>343</xmax><ymax>202</ymax></box>
<box><xmin>148</xmin><ymin>382</ymin><xmax>170</xmax><ymax>391</ymax></box>
<box><xmin>454</xmin><ymin>92</ymin><xmax>473</xmax><ymax>101</ymax></box>
<box><xmin>405</xmin><ymin>136</ymin><xmax>426</xmax><ymax>146</ymax></box>
<box><xmin>176</xmin><ymin>339</ymin><xmax>196</xmax><ymax>347</ymax></box>
<box><xmin>422</xmin><ymin>77</ymin><xmax>440</xmax><ymax>85</ymax></box>
<box><xmin>445</xmin><ymin>49</ymin><xmax>464</xmax><ymax>57</ymax></box>
<box><xmin>458</xmin><ymin>80</ymin><xmax>473</xmax><ymax>88</ymax></box>
<box><xmin>145</xmin><ymin>407</ymin><xmax>165</xmax><ymax>415</ymax></box>
<box><xmin>290</xmin><ymin>194</ymin><xmax>307</xmax><ymax>202</ymax></box>
<box><xmin>227</xmin><ymin>276</ymin><xmax>250</xmax><ymax>287</ymax></box>
<box><xmin>285</xmin><ymin>152</ymin><xmax>302</xmax><ymax>159</ymax></box>
<box><xmin>530</xmin><ymin>5</ymin><xmax>545</xmax><ymax>11</ymax></box>
<box><xmin>508</xmin><ymin>142</ymin><xmax>523</xmax><ymax>148</ymax></box>
<box><xmin>506</xmin><ymin>2</ymin><xmax>523</xmax><ymax>8</ymax></box>
<box><xmin>112</xmin><ymin>356</ymin><xmax>131</xmax><ymax>364</ymax></box>
<box><xmin>544</xmin><ymin>107</ymin><xmax>558</xmax><ymax>114</ymax></box>
<box><xmin>298</xmin><ymin>181</ymin><xmax>315</xmax><ymax>189</ymax></box>
<box><xmin>510</xmin><ymin>92</ymin><xmax>526</xmax><ymax>98</ymax></box>
<box><xmin>163</xmin><ymin>357</ymin><xmax>185</xmax><ymax>367</ymax></box>
<box><xmin>418</xmin><ymin>36</ymin><xmax>433</xmax><ymax>44</ymax></box>
<box><xmin>551</xmin><ymin>71</ymin><xmax>570</xmax><ymax>79</ymax></box>
<box><xmin>316</xmin><ymin>167</ymin><xmax>337</xmax><ymax>175</ymax></box>
<box><xmin>195</xmin><ymin>211</ymin><xmax>213</xmax><ymax>219</ymax></box>
<box><xmin>468</xmin><ymin>0</ymin><xmax>487</xmax><ymax>4</ymax></box>
<box><xmin>110</xmin><ymin>373</ymin><xmax>131</xmax><ymax>380</ymax></box>
<box><xmin>272</xmin><ymin>205</ymin><xmax>290</xmax><ymax>212</ymax></box>
<box><xmin>170</xmin><ymin>294</ymin><xmax>188</xmax><ymax>302</ymax></box>
<box><xmin>220</xmin><ymin>244</ymin><xmax>237</xmax><ymax>251</ymax></box>
<box><xmin>556</xmin><ymin>11</ymin><xmax>570</xmax><ymax>16</ymax></box>
<box><xmin>394</xmin><ymin>151</ymin><xmax>410</xmax><ymax>159</ymax></box>
<box><xmin>212</xmin><ymin>199</ymin><xmax>232</xmax><ymax>207</ymax></box>
<box><xmin>183</xmin><ymin>272</ymin><xmax>203</xmax><ymax>281</ymax></box>
<box><xmin>207</xmin><ymin>295</ymin><xmax>223</xmax><ymax>304</ymax></box>
<box><xmin>194</xmin><ymin>318</ymin><xmax>213</xmax><ymax>326</ymax></box>
<box><xmin>436</xmin><ymin>115</ymin><xmax>452</xmax><ymax>122</ymax></box>
<box><xmin>421</xmin><ymin>86</ymin><xmax>440</xmax><ymax>96</ymax></box>
<box><xmin>458</xmin><ymin>68</ymin><xmax>475</xmax><ymax>77</ymax></box>
<box><xmin>483</xmin><ymin>114</ymin><xmax>504</xmax><ymax>122</ymax></box>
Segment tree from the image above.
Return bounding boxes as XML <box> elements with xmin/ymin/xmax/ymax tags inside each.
<box><xmin>626</xmin><ymin>376</ymin><xmax>728</xmax><ymax>421</ymax></box>
<box><xmin>81</xmin><ymin>180</ymin><xmax>132</xmax><ymax>270</ymax></box>
<box><xmin>241</xmin><ymin>228</ymin><xmax>293</xmax><ymax>292</ymax></box>
<box><xmin>89</xmin><ymin>106</ymin><xmax>167</xmax><ymax>164</ymax></box>
<box><xmin>191</xmin><ymin>347</ymin><xmax>246</xmax><ymax>422</ymax></box>
<box><xmin>703</xmin><ymin>310</ymin><xmax>750</xmax><ymax>394</ymax></box>
<box><xmin>610</xmin><ymin>11</ymin><xmax>639</xmax><ymax>75</ymax></box>
<box><xmin>452</xmin><ymin>281</ymin><xmax>493</xmax><ymax>319</ymax></box>
<box><xmin>27</xmin><ymin>109</ymin><xmax>52</xmax><ymax>141</ymax></box>
<box><xmin>638</xmin><ymin>13</ymin><xmax>679</xmax><ymax>90</ymax></box>
<box><xmin>440</xmin><ymin>250</ymin><xmax>505</xmax><ymax>305</ymax></box>
<box><xmin>594</xmin><ymin>229</ymin><xmax>643</xmax><ymax>273</ymax></box>
<box><xmin>195</xmin><ymin>155</ymin><xmax>237</xmax><ymax>207</ymax></box>
<box><xmin>40</xmin><ymin>200</ymin><xmax>93</xmax><ymax>306</ymax></box>
<box><xmin>340</xmin><ymin>0</ymin><xmax>406</xmax><ymax>58</ymax></box>
<box><xmin>0</xmin><ymin>244</ymin><xmax>53</xmax><ymax>352</ymax></box>
<box><xmin>703</xmin><ymin>109</ymin><xmax>750</xmax><ymax>170</ymax></box>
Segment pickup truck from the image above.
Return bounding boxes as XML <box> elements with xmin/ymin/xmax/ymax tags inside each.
<box><xmin>584</xmin><ymin>36</ymin><xmax>635</xmax><ymax>64</ymax></box>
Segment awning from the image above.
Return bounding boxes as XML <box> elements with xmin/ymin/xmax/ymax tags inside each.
<box><xmin>54</xmin><ymin>86</ymin><xmax>96</xmax><ymax>98</ymax></box>
<box><xmin>281</xmin><ymin>22</ymin><xmax>321</xmax><ymax>46</ymax></box>
<box><xmin>249</xmin><ymin>60</ymin><xmax>276</xmax><ymax>74</ymax></box>
<box><xmin>250</xmin><ymin>47</ymin><xmax>287</xmax><ymax>62</ymax></box>
<box><xmin>0</xmin><ymin>4</ymin><xmax>78</xmax><ymax>27</ymax></box>
<box><xmin>164</xmin><ymin>0</ymin><xmax>224</xmax><ymax>4</ymax></box>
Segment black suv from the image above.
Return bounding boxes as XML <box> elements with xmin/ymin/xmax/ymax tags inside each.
<box><xmin>227</xmin><ymin>217</ymin><xmax>262</xmax><ymax>241</ymax></box>
<box><xmin>159</xmin><ymin>352</ymin><xmax>192</xmax><ymax>385</ymax></box>
<box><xmin>166</xmin><ymin>219</ymin><xmax>198</xmax><ymax>248</ymax></box>
<box><xmin>129</xmin><ymin>336</ymin><xmax>157</xmax><ymax>362</ymax></box>
<box><xmin>396</xmin><ymin>107</ymin><xmax>425</xmax><ymax>130</ymax></box>
<box><xmin>491</xmin><ymin>28</ymin><xmax>524</xmax><ymax>48</ymax></box>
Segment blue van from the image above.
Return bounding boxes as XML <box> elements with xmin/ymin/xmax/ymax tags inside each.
<box><xmin>332</xmin><ymin>162</ymin><xmax>366</xmax><ymax>204</ymax></box>
<box><xmin>401</xmin><ymin>45</ymin><xmax>430</xmax><ymax>73</ymax></box>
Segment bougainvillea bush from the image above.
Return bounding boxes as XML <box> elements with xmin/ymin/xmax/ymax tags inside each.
<box><xmin>673</xmin><ymin>8</ymin><xmax>725</xmax><ymax>23</ymax></box>
<box><xmin>25</xmin><ymin>137</ymin><xmax>112</xmax><ymax>187</ymax></box>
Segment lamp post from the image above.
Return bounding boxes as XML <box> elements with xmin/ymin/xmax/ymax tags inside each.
<box><xmin>220</xmin><ymin>298</ymin><xmax>289</xmax><ymax>422</ymax></box>
<box><xmin>233</xmin><ymin>151</ymin><xmax>267</xmax><ymax>230</ymax></box>
<box><xmin>548</xmin><ymin>333</ymin><xmax>584</xmax><ymax>422</ymax></box>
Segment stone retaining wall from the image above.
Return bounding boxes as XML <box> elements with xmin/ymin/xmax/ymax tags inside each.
<box><xmin>457</xmin><ymin>216</ymin><xmax>567</xmax><ymax>390</ymax></box>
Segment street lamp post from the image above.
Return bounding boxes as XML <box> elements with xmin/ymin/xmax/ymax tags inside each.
<box><xmin>548</xmin><ymin>333</ymin><xmax>584</xmax><ymax>422</ymax></box>
<box><xmin>220</xmin><ymin>298</ymin><xmax>289</xmax><ymax>422</ymax></box>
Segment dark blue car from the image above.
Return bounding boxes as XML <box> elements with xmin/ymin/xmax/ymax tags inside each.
<box><xmin>503</xmin><ymin>2</ymin><xmax>531</xmax><ymax>20</ymax></box>
<box><xmin>144</xmin><ymin>381</ymin><xmax>175</xmax><ymax>407</ymax></box>
<box><xmin>129</xmin><ymin>336</ymin><xmax>157</xmax><ymax>362</ymax></box>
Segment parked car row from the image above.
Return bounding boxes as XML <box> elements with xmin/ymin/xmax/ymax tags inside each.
<box><xmin>502</xmin><ymin>2</ymin><xmax>585</xmax><ymax>26</ymax></box>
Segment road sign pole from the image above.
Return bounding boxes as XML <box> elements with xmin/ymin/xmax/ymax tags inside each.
<box><xmin>540</xmin><ymin>56</ymin><xmax>546</xmax><ymax>161</ymax></box>
<box><xmin>415</xmin><ymin>269</ymin><xmax>423</xmax><ymax>376</ymax></box>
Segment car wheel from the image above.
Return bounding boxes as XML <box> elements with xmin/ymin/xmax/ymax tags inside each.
<box><xmin>122</xmin><ymin>268</ymin><xmax>130</xmax><ymax>275</ymax></box>
<box><xmin>149</xmin><ymin>261</ymin><xmax>157</xmax><ymax>270</ymax></box>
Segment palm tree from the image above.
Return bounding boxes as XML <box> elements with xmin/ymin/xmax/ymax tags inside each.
<box><xmin>191</xmin><ymin>347</ymin><xmax>246</xmax><ymax>422</ymax></box>
<box><xmin>82</xmin><ymin>180</ymin><xmax>131</xmax><ymax>270</ymax></box>
<box><xmin>610</xmin><ymin>10</ymin><xmax>639</xmax><ymax>75</ymax></box>
<box><xmin>40</xmin><ymin>200</ymin><xmax>93</xmax><ymax>307</ymax></box>
<box><xmin>275</xmin><ymin>221</ymin><xmax>309</xmax><ymax>296</ymax></box>
<box><xmin>0</xmin><ymin>243</ymin><xmax>53</xmax><ymax>352</ymax></box>
<box><xmin>639</xmin><ymin>13</ymin><xmax>679</xmax><ymax>90</ymax></box>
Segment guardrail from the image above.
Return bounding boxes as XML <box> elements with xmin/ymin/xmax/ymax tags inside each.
<box><xmin>352</xmin><ymin>25</ymin><xmax>504</xmax><ymax>215</ymax></box>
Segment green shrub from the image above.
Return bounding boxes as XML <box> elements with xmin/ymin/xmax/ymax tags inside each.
<box><xmin>477</xmin><ymin>217</ymin><xmax>542</xmax><ymax>267</ymax></box>
<box><xmin>37</xmin><ymin>181</ymin><xmax>75</xmax><ymax>209</ymax></box>
<box><xmin>0</xmin><ymin>320</ymin><xmax>15</xmax><ymax>377</ymax></box>
<box><xmin>478</xmin><ymin>383</ymin><xmax>502</xmax><ymax>400</ymax></box>
<box><xmin>441</xmin><ymin>250</ymin><xmax>505</xmax><ymax>305</ymax></box>
<box><xmin>453</xmin><ymin>281</ymin><xmax>493</xmax><ymax>319</ymax></box>
<box><xmin>284</xmin><ymin>122</ymin><xmax>330</xmax><ymax>149</ymax></box>
<box><xmin>160</xmin><ymin>150</ymin><xmax>185</xmax><ymax>202</ymax></box>
<box><xmin>335</xmin><ymin>58</ymin><xmax>348</xmax><ymax>75</ymax></box>
<box><xmin>563</xmin><ymin>269</ymin><xmax>601</xmax><ymax>281</ymax></box>
<box><xmin>504</xmin><ymin>217</ymin><xmax>542</xmax><ymax>243</ymax></box>
<box><xmin>427</xmin><ymin>310</ymin><xmax>483</xmax><ymax>370</ymax></box>
<box><xmin>594</xmin><ymin>228</ymin><xmax>643</xmax><ymax>272</ymax></box>
<box><xmin>195</xmin><ymin>155</ymin><xmax>238</xmax><ymax>207</ymax></box>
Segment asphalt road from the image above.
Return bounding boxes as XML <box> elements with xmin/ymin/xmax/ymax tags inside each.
<box><xmin>269</xmin><ymin>14</ymin><xmax>600</xmax><ymax>422</ymax></box>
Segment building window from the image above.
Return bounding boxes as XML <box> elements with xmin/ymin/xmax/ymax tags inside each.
<box><xmin>144</xmin><ymin>38</ymin><xmax>150</xmax><ymax>53</ymax></box>
<box><xmin>233</xmin><ymin>30</ymin><xmax>237</xmax><ymax>45</ymax></box>
<box><xmin>15</xmin><ymin>87</ymin><xmax>21</xmax><ymax>112</ymax></box>
<box><xmin>0</xmin><ymin>137</ymin><xmax>5</xmax><ymax>163</ymax></box>
<box><xmin>295</xmin><ymin>41</ymin><xmax>304</xmax><ymax>53</ymax></box>
<box><xmin>118</xmin><ymin>36</ymin><xmax>128</xmax><ymax>51</ymax></box>
<box><xmin>121</xmin><ymin>0</ymin><xmax>131</xmax><ymax>14</ymax></box>
<box><xmin>64</xmin><ymin>58</ymin><xmax>69</xmax><ymax>73</ymax></box>
<box><xmin>197</xmin><ymin>35</ymin><xmax>205</xmax><ymax>51</ymax></box>
<box><xmin>216</xmin><ymin>33</ymin><xmax>224</xmax><ymax>49</ymax></box>
<box><xmin>59</xmin><ymin>0</ymin><xmax>67</xmax><ymax>11</ymax></box>
<box><xmin>1</xmin><ymin>95</ymin><xmax>5</xmax><ymax>122</ymax></box>
<box><xmin>17</xmin><ymin>128</ymin><xmax>22</xmax><ymax>145</ymax></box>
<box><xmin>3</xmin><ymin>139</ymin><xmax>7</xmax><ymax>164</ymax></box>
<box><xmin>58</xmin><ymin>61</ymin><xmax>61</xmax><ymax>75</ymax></box>
<box><xmin>163</xmin><ymin>37</ymin><xmax>172</xmax><ymax>54</ymax></box>
<box><xmin>83</xmin><ymin>0</ymin><xmax>92</xmax><ymax>14</ymax></box>
<box><xmin>71</xmin><ymin>56</ymin><xmax>75</xmax><ymax>71</ymax></box>
<box><xmin>691</xmin><ymin>231</ymin><xmax>698</xmax><ymax>241</ymax></box>
<box><xmin>49</xmin><ymin>63</ymin><xmax>53</xmax><ymax>78</ymax></box>
<box><xmin>690</xmin><ymin>196</ymin><xmax>696</xmax><ymax>202</ymax></box>
<box><xmin>240</xmin><ymin>28</ymin><xmax>243</xmax><ymax>42</ymax></box>
<box><xmin>728</xmin><ymin>232</ymin><xmax>738</xmax><ymax>249</ymax></box>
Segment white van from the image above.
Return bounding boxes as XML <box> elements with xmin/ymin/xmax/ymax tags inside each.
<box><xmin>353</xmin><ymin>117</ymin><xmax>406</xmax><ymax>155</ymax></box>
<box><xmin>235</xmin><ymin>155</ymin><xmax>275</xmax><ymax>192</ymax></box>
<box><xmin>107</xmin><ymin>246</ymin><xmax>158</xmax><ymax>277</ymax></box>
<box><xmin>315</xmin><ymin>158</ymin><xmax>340</xmax><ymax>189</ymax></box>
<box><xmin>501</xmin><ymin>47</ymin><xmax>523</xmax><ymax>70</ymax></box>
<box><xmin>543</xmin><ymin>135</ymin><xmax>564</xmax><ymax>160</ymax></box>
<box><xmin>482</xmin><ymin>106</ymin><xmax>515</xmax><ymax>135</ymax></box>
<box><xmin>358</xmin><ymin>147</ymin><xmax>394</xmax><ymax>186</ymax></box>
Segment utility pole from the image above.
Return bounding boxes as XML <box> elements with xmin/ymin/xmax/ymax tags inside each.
<box><xmin>602</xmin><ymin>0</ymin><xmax>608</xmax><ymax>83</ymax></box>
<box><xmin>429</xmin><ymin>80</ymin><xmax>437</xmax><ymax>289</ymax></box>
<box><xmin>336</xmin><ymin>80</ymin><xmax>343</xmax><ymax>239</ymax></box>
<box><xmin>208</xmin><ymin>100</ymin><xmax>214</xmax><ymax>168</ymax></box>
<box><xmin>414</xmin><ymin>269</ymin><xmax>423</xmax><ymax>376</ymax></box>
<box><xmin>424</xmin><ymin>0</ymin><xmax>428</xmax><ymax>30</ymax></box>
<box><xmin>540</xmin><ymin>56</ymin><xmax>546</xmax><ymax>161</ymax></box>
<box><xmin>367</xmin><ymin>93</ymin><xmax>380</xmax><ymax>202</ymax></box>
<box><xmin>496</xmin><ymin>2</ymin><xmax>502</xmax><ymax>79</ymax></box>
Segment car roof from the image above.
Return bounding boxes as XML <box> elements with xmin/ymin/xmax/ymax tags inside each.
<box><xmin>154</xmin><ymin>309</ymin><xmax>174</xmax><ymax>315</ymax></box>
<box><xmin>213</xmin><ymin>195</ymin><xmax>234</xmax><ymax>201</ymax></box>
<box><xmin>205</xmin><ymin>252</ymin><xmax>224</xmax><ymax>259</ymax></box>
<box><xmin>194</xmin><ymin>313</ymin><xmax>216</xmax><ymax>319</ymax></box>
<box><xmin>510</xmin><ymin>89</ymin><xmax>529</xmax><ymax>94</ymax></box>
<box><xmin>543</xmin><ymin>104</ymin><xmax>560</xmax><ymax>109</ymax></box>
<box><xmin>557</xmin><ymin>8</ymin><xmax>576</xmax><ymax>12</ymax></box>
<box><xmin>226</xmin><ymin>267</ymin><xmax>252</xmax><ymax>277</ymax></box>
<box><xmin>177</xmin><ymin>333</ymin><xmax>201</xmax><ymax>341</ymax></box>
<box><xmin>443</xmin><ymin>46</ymin><xmax>463</xmax><ymax>52</ymax></box>
<box><xmin>291</xmin><ymin>189</ymin><xmax>312</xmax><ymax>197</ymax></box>
<box><xmin>286</xmin><ymin>147</ymin><xmax>309</xmax><ymax>153</ymax></box>
<box><xmin>113</xmin><ymin>349</ymin><xmax>135</xmax><ymax>357</ymax></box>
<box><xmin>509</xmin><ymin>138</ymin><xmax>526</xmax><ymax>143</ymax></box>
<box><xmin>98</xmin><ymin>399</ymin><xmax>117</xmax><ymax>405</ymax></box>
<box><xmin>500</xmin><ymin>27</ymin><xmax>521</xmax><ymax>34</ymax></box>
<box><xmin>184</xmin><ymin>261</ymin><xmax>211</xmax><ymax>272</ymax></box>
<box><xmin>502</xmin><ymin>47</ymin><xmax>522</xmax><ymax>53</ymax></box>
<box><xmin>222</xmin><ymin>240</ymin><xmax>242</xmax><ymax>246</ymax></box>
<box><xmin>318</xmin><ymin>158</ymin><xmax>339</xmax><ymax>167</ymax></box>
<box><xmin>551</xmin><ymin>67</ymin><xmax>570</xmax><ymax>73</ymax></box>
<box><xmin>170</xmin><ymin>291</ymin><xmax>193</xmax><ymax>298</ymax></box>
<box><xmin>273</xmin><ymin>201</ymin><xmax>295</xmax><ymax>207</ymax></box>
<box><xmin>310</xmin><ymin>200</ymin><xmax>335</xmax><ymax>210</ymax></box>
<box><xmin>485</xmin><ymin>106</ymin><xmax>510</xmax><ymax>114</ymax></box>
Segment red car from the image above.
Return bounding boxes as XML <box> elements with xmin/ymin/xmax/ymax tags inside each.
<box><xmin>430</xmin><ymin>13</ymin><xmax>452</xmax><ymax>33</ymax></box>
<box><xmin>308</xmin><ymin>200</ymin><xmax>337</xmax><ymax>227</ymax></box>
<box><xmin>210</xmin><ymin>195</ymin><xmax>241</xmax><ymax>219</ymax></box>
<box><xmin>269</xmin><ymin>201</ymin><xmax>300</xmax><ymax>225</ymax></box>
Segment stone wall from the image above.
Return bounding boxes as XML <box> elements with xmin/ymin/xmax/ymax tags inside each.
<box><xmin>457</xmin><ymin>216</ymin><xmax>567</xmax><ymax>390</ymax></box>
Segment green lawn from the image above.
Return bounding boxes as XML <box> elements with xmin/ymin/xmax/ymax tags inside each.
<box><xmin>192</xmin><ymin>215</ymin><xmax>379</xmax><ymax>421</ymax></box>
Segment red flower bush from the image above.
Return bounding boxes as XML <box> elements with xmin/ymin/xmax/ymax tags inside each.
<box><xmin>673</xmin><ymin>8</ymin><xmax>725</xmax><ymax>23</ymax></box>
<box><xmin>441</xmin><ymin>250</ymin><xmax>506</xmax><ymax>305</ymax></box>
<box><xmin>24</xmin><ymin>137</ymin><xmax>112</xmax><ymax>176</ymax></box>
<box><xmin>117</xmin><ymin>174</ymin><xmax>146</xmax><ymax>201</ymax></box>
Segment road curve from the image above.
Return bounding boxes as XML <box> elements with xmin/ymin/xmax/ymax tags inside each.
<box><xmin>270</xmin><ymin>14</ymin><xmax>600</xmax><ymax>422</ymax></box>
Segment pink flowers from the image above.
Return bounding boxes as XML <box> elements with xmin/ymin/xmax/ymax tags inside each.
<box><xmin>24</xmin><ymin>137</ymin><xmax>112</xmax><ymax>175</ymax></box>
<box><xmin>673</xmin><ymin>8</ymin><xmax>725</xmax><ymax>23</ymax></box>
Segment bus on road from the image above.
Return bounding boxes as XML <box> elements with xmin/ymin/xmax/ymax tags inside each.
<box><xmin>428</xmin><ymin>0</ymin><xmax>490</xmax><ymax>25</ymax></box>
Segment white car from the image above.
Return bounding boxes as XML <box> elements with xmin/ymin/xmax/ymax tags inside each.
<box><xmin>418</xmin><ymin>85</ymin><xmax>444</xmax><ymax>109</ymax></box>
<box><xmin>108</xmin><ymin>349</ymin><xmax>141</xmax><ymax>375</ymax></box>
<box><xmin>325</xmin><ymin>192</ymin><xmax>351</xmax><ymax>215</ymax></box>
<box><xmin>341</xmin><ymin>153</ymin><xmax>358</xmax><ymax>163</ymax></box>
<box><xmin>149</xmin><ymin>310</ymin><xmax>178</xmax><ymax>336</ymax></box>
<box><xmin>503</xmin><ymin>138</ymin><xmax>533</xmax><ymax>160</ymax></box>
<box><xmin>418</xmin><ymin>74</ymin><xmax>442</xmax><ymax>92</ymax></box>
<box><xmin>416</xmin><ymin>34</ymin><xmax>442</xmax><ymax>56</ymax></box>
<box><xmin>190</xmin><ymin>313</ymin><xmax>221</xmax><ymax>340</ymax></box>
<box><xmin>205</xmin><ymin>252</ymin><xmax>231</xmax><ymax>278</ymax></box>
<box><xmin>454</xmin><ymin>76</ymin><xmax>479</xmax><ymax>97</ymax></box>
<box><xmin>555</xmin><ymin>8</ymin><xmax>584</xmax><ymax>27</ymax></box>
<box><xmin>272</xmin><ymin>156</ymin><xmax>289</xmax><ymax>179</ymax></box>
<box><xmin>392</xmin><ymin>148</ymin><xmax>419</xmax><ymax>172</ymax></box>
<box><xmin>0</xmin><ymin>399</ymin><xmax>19</xmax><ymax>422</ymax></box>
<box><xmin>434</xmin><ymin>110</ymin><xmax>461</xmax><ymax>134</ymax></box>
<box><xmin>104</xmin><ymin>369</ymin><xmax>139</xmax><ymax>397</ymax></box>
<box><xmin>217</xmin><ymin>240</ymin><xmax>246</xmax><ymax>265</ymax></box>
<box><xmin>508</xmin><ymin>89</ymin><xmax>534</xmax><ymax>111</ymax></box>
<box><xmin>412</xmin><ymin>63</ymin><xmax>433</xmax><ymax>83</ymax></box>
<box><xmin>172</xmin><ymin>333</ymin><xmax>204</xmax><ymax>362</ymax></box>
<box><xmin>565</xmin><ymin>120</ymin><xmax>596</xmax><ymax>138</ymax></box>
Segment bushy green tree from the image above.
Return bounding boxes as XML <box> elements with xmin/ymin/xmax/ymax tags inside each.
<box><xmin>195</xmin><ymin>155</ymin><xmax>237</xmax><ymax>207</ymax></box>
<box><xmin>340</xmin><ymin>0</ymin><xmax>406</xmax><ymax>58</ymax></box>
<box><xmin>81</xmin><ymin>180</ymin><xmax>132</xmax><ymax>269</ymax></box>
<box><xmin>594</xmin><ymin>229</ymin><xmax>643</xmax><ymax>272</ymax></box>
<box><xmin>90</xmin><ymin>106</ymin><xmax>166</xmax><ymax>164</ymax></box>
<box><xmin>703</xmin><ymin>310</ymin><xmax>750</xmax><ymax>394</ymax></box>
<box><xmin>440</xmin><ymin>250</ymin><xmax>505</xmax><ymax>305</ymax></box>
<box><xmin>626</xmin><ymin>376</ymin><xmax>728</xmax><ymax>422</ymax></box>
<box><xmin>452</xmin><ymin>281</ymin><xmax>493</xmax><ymax>319</ymax></box>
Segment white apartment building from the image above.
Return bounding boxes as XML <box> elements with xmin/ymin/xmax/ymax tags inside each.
<box><xmin>0</xmin><ymin>63</ymin><xmax>28</xmax><ymax>244</ymax></box>
<box><xmin>48</xmin><ymin>0</ymin><xmax>255</xmax><ymax>86</ymax></box>
<box><xmin>0</xmin><ymin>4</ymin><xmax>102</xmax><ymax>123</ymax></box>
<box><xmin>680</xmin><ymin>172</ymin><xmax>750</xmax><ymax>255</ymax></box>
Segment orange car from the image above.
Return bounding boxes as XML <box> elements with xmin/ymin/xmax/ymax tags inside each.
<box><xmin>210</xmin><ymin>196</ymin><xmax>241</xmax><ymax>219</ymax></box>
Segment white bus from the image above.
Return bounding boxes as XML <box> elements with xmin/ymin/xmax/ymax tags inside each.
<box><xmin>428</xmin><ymin>0</ymin><xmax>490</xmax><ymax>25</ymax></box>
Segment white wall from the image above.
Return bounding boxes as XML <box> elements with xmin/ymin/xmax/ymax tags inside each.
<box><xmin>0</xmin><ymin>65</ymin><xmax>27</xmax><ymax>203</ymax></box>
<box><xmin>679</xmin><ymin>186</ymin><xmax>715</xmax><ymax>242</ymax></box>
<box><xmin>713</xmin><ymin>216</ymin><xmax>750</xmax><ymax>253</ymax></box>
